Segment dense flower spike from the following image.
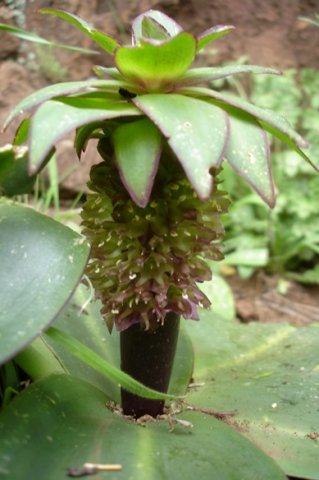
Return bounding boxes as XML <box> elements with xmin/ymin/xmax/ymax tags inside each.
<box><xmin>81</xmin><ymin>161</ymin><xmax>229</xmax><ymax>332</ymax></box>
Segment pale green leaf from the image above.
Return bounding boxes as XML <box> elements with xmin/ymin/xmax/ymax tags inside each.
<box><xmin>113</xmin><ymin>118</ymin><xmax>162</xmax><ymax>207</ymax></box>
<box><xmin>0</xmin><ymin>203</ymin><xmax>89</xmax><ymax>365</ymax></box>
<box><xmin>115</xmin><ymin>33</ymin><xmax>196</xmax><ymax>91</ymax></box>
<box><xmin>197</xmin><ymin>25</ymin><xmax>235</xmax><ymax>51</ymax></box>
<box><xmin>178</xmin><ymin>65</ymin><xmax>280</xmax><ymax>86</ymax></box>
<box><xmin>39</xmin><ymin>9</ymin><xmax>119</xmax><ymax>54</ymax></box>
<box><xmin>134</xmin><ymin>93</ymin><xmax>228</xmax><ymax>199</ymax></box>
<box><xmin>0</xmin><ymin>23</ymin><xmax>98</xmax><ymax>54</ymax></box>
<box><xmin>29</xmin><ymin>97</ymin><xmax>141</xmax><ymax>173</ymax></box>
<box><xmin>3</xmin><ymin>79</ymin><xmax>130</xmax><ymax>130</ymax></box>
<box><xmin>132</xmin><ymin>9</ymin><xmax>182</xmax><ymax>44</ymax></box>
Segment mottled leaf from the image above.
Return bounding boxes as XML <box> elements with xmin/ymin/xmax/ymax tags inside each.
<box><xmin>29</xmin><ymin>97</ymin><xmax>141</xmax><ymax>173</ymax></box>
<box><xmin>39</xmin><ymin>9</ymin><xmax>119</xmax><ymax>54</ymax></box>
<box><xmin>113</xmin><ymin>118</ymin><xmax>162</xmax><ymax>207</ymax></box>
<box><xmin>225</xmin><ymin>108</ymin><xmax>275</xmax><ymax>207</ymax></box>
<box><xmin>0</xmin><ymin>203</ymin><xmax>89</xmax><ymax>365</ymax></box>
<box><xmin>134</xmin><ymin>93</ymin><xmax>228</xmax><ymax>199</ymax></box>
<box><xmin>197</xmin><ymin>25</ymin><xmax>235</xmax><ymax>51</ymax></box>
<box><xmin>115</xmin><ymin>33</ymin><xmax>196</xmax><ymax>91</ymax></box>
<box><xmin>132</xmin><ymin>9</ymin><xmax>182</xmax><ymax>44</ymax></box>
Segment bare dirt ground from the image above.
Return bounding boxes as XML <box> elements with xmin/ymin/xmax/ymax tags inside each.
<box><xmin>227</xmin><ymin>273</ymin><xmax>319</xmax><ymax>326</ymax></box>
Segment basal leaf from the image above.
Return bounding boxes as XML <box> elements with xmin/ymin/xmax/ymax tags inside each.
<box><xmin>113</xmin><ymin>118</ymin><xmax>162</xmax><ymax>207</ymax></box>
<box><xmin>0</xmin><ymin>374</ymin><xmax>286</xmax><ymax>480</ymax></box>
<box><xmin>0</xmin><ymin>23</ymin><xmax>98</xmax><ymax>54</ymax></box>
<box><xmin>225</xmin><ymin>108</ymin><xmax>275</xmax><ymax>207</ymax></box>
<box><xmin>115</xmin><ymin>33</ymin><xmax>196</xmax><ymax>91</ymax></box>
<box><xmin>29</xmin><ymin>98</ymin><xmax>141</xmax><ymax>173</ymax></box>
<box><xmin>197</xmin><ymin>25</ymin><xmax>235</xmax><ymax>51</ymax></box>
<box><xmin>134</xmin><ymin>94</ymin><xmax>228</xmax><ymax>199</ymax></box>
<box><xmin>178</xmin><ymin>65</ymin><xmax>280</xmax><ymax>86</ymax></box>
<box><xmin>3</xmin><ymin>79</ymin><xmax>128</xmax><ymax>130</ymax></box>
<box><xmin>39</xmin><ymin>9</ymin><xmax>119</xmax><ymax>54</ymax></box>
<box><xmin>75</xmin><ymin>122</ymin><xmax>105</xmax><ymax>158</ymax></box>
<box><xmin>0</xmin><ymin>203</ymin><xmax>89</xmax><ymax>365</ymax></box>
<box><xmin>132</xmin><ymin>9</ymin><xmax>183</xmax><ymax>44</ymax></box>
<box><xmin>185</xmin><ymin>309</ymin><xmax>319</xmax><ymax>479</ymax></box>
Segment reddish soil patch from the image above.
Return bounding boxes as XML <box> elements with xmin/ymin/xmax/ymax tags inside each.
<box><xmin>227</xmin><ymin>273</ymin><xmax>319</xmax><ymax>326</ymax></box>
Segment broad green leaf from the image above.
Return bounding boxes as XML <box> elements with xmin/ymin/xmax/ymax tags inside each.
<box><xmin>3</xmin><ymin>79</ymin><xmax>130</xmax><ymax>129</ymax></box>
<box><xmin>46</xmin><ymin>327</ymin><xmax>178</xmax><ymax>401</ymax></box>
<box><xmin>0</xmin><ymin>203</ymin><xmax>89</xmax><ymax>365</ymax></box>
<box><xmin>115</xmin><ymin>33</ymin><xmax>196</xmax><ymax>91</ymax></box>
<box><xmin>223</xmin><ymin>247</ymin><xmax>269</xmax><ymax>267</ymax></box>
<box><xmin>0</xmin><ymin>23</ymin><xmax>98</xmax><ymax>54</ymax></box>
<box><xmin>113</xmin><ymin>118</ymin><xmax>162</xmax><ymax>207</ymax></box>
<box><xmin>134</xmin><ymin>94</ymin><xmax>228</xmax><ymax>199</ymax></box>
<box><xmin>178</xmin><ymin>65</ymin><xmax>280</xmax><ymax>86</ymax></box>
<box><xmin>29</xmin><ymin>98</ymin><xmax>141</xmax><ymax>174</ymax></box>
<box><xmin>225</xmin><ymin>109</ymin><xmax>275</xmax><ymax>207</ymax></box>
<box><xmin>0</xmin><ymin>374</ymin><xmax>286</xmax><ymax>480</ymax></box>
<box><xmin>45</xmin><ymin>283</ymin><xmax>193</xmax><ymax>401</ymax></box>
<box><xmin>0</xmin><ymin>144</ymin><xmax>35</xmax><ymax>196</ymax></box>
<box><xmin>181</xmin><ymin>87</ymin><xmax>317</xmax><ymax>158</ymax></box>
<box><xmin>40</xmin><ymin>9</ymin><xmax>119</xmax><ymax>54</ymax></box>
<box><xmin>197</xmin><ymin>25</ymin><xmax>235</xmax><ymax>51</ymax></box>
<box><xmin>132</xmin><ymin>10</ymin><xmax>182</xmax><ymax>44</ymax></box>
<box><xmin>185</xmin><ymin>310</ymin><xmax>319</xmax><ymax>479</ymax></box>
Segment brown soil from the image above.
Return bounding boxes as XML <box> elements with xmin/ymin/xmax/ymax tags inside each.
<box><xmin>227</xmin><ymin>272</ymin><xmax>319</xmax><ymax>326</ymax></box>
<box><xmin>1</xmin><ymin>0</ymin><xmax>319</xmax><ymax>192</ymax></box>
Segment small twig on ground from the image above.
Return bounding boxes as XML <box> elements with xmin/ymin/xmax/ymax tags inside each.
<box><xmin>67</xmin><ymin>463</ymin><xmax>122</xmax><ymax>477</ymax></box>
<box><xmin>180</xmin><ymin>400</ymin><xmax>236</xmax><ymax>420</ymax></box>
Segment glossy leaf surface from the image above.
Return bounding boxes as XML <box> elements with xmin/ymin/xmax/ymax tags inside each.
<box><xmin>185</xmin><ymin>309</ymin><xmax>319</xmax><ymax>479</ymax></box>
<box><xmin>115</xmin><ymin>33</ymin><xmax>196</xmax><ymax>91</ymax></box>
<box><xmin>29</xmin><ymin>98</ymin><xmax>141</xmax><ymax>173</ymax></box>
<box><xmin>0</xmin><ymin>374</ymin><xmax>286</xmax><ymax>480</ymax></box>
<box><xmin>3</xmin><ymin>79</ymin><xmax>128</xmax><ymax>130</ymax></box>
<box><xmin>135</xmin><ymin>93</ymin><xmax>228</xmax><ymax>199</ymax></box>
<box><xmin>113</xmin><ymin>118</ymin><xmax>162</xmax><ymax>207</ymax></box>
<box><xmin>0</xmin><ymin>203</ymin><xmax>89</xmax><ymax>364</ymax></box>
<box><xmin>197</xmin><ymin>25</ymin><xmax>235</xmax><ymax>51</ymax></box>
<box><xmin>0</xmin><ymin>23</ymin><xmax>97</xmax><ymax>54</ymax></box>
<box><xmin>225</xmin><ymin>109</ymin><xmax>275</xmax><ymax>207</ymax></box>
<box><xmin>132</xmin><ymin>9</ymin><xmax>183</xmax><ymax>44</ymax></box>
<box><xmin>40</xmin><ymin>9</ymin><xmax>119</xmax><ymax>53</ymax></box>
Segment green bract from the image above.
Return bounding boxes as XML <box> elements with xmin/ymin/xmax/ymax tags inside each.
<box><xmin>4</xmin><ymin>8</ymin><xmax>317</xmax><ymax>208</ymax></box>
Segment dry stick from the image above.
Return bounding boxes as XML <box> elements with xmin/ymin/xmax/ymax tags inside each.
<box><xmin>68</xmin><ymin>463</ymin><xmax>122</xmax><ymax>477</ymax></box>
<box><xmin>180</xmin><ymin>400</ymin><xmax>236</xmax><ymax>420</ymax></box>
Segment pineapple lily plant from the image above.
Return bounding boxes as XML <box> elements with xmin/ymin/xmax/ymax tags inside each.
<box><xmin>1</xmin><ymin>9</ymin><xmax>319</xmax><ymax>479</ymax></box>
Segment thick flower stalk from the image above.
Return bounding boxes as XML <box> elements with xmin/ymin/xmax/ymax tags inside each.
<box><xmin>81</xmin><ymin>160</ymin><xmax>229</xmax><ymax>333</ymax></box>
<box><xmin>2</xmin><ymin>8</ymin><xmax>317</xmax><ymax>416</ymax></box>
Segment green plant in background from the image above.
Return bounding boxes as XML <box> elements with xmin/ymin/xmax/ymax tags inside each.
<box><xmin>0</xmin><ymin>9</ymin><xmax>319</xmax><ymax>480</ymax></box>
<box><xmin>220</xmin><ymin>69</ymin><xmax>319</xmax><ymax>281</ymax></box>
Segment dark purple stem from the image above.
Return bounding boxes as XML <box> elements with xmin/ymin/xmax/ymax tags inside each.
<box><xmin>120</xmin><ymin>312</ymin><xmax>180</xmax><ymax>418</ymax></box>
